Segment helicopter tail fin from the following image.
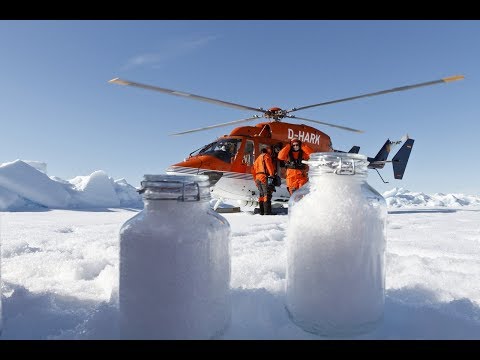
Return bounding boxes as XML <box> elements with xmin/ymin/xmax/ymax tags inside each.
<box><xmin>392</xmin><ymin>138</ymin><xmax>415</xmax><ymax>179</ymax></box>
<box><xmin>348</xmin><ymin>146</ymin><xmax>360</xmax><ymax>154</ymax></box>
<box><xmin>373</xmin><ymin>139</ymin><xmax>392</xmax><ymax>162</ymax></box>
<box><xmin>367</xmin><ymin>139</ymin><xmax>393</xmax><ymax>169</ymax></box>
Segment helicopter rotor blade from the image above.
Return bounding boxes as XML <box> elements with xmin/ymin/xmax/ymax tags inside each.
<box><xmin>109</xmin><ymin>78</ymin><xmax>264</xmax><ymax>113</ymax></box>
<box><xmin>286</xmin><ymin>75</ymin><xmax>465</xmax><ymax>113</ymax></box>
<box><xmin>170</xmin><ymin>116</ymin><xmax>262</xmax><ymax>136</ymax></box>
<box><xmin>286</xmin><ymin>115</ymin><xmax>364</xmax><ymax>133</ymax></box>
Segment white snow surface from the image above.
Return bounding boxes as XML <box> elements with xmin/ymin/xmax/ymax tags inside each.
<box><xmin>0</xmin><ymin>160</ymin><xmax>142</xmax><ymax>211</ymax></box>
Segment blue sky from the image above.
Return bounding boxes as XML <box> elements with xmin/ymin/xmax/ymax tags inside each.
<box><xmin>1</xmin><ymin>20</ymin><xmax>478</xmax><ymax>195</ymax></box>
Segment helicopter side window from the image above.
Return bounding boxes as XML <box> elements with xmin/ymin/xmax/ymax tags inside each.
<box><xmin>243</xmin><ymin>140</ymin><xmax>254</xmax><ymax>166</ymax></box>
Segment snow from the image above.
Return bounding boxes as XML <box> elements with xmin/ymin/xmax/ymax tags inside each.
<box><xmin>0</xmin><ymin>160</ymin><xmax>142</xmax><ymax>211</ymax></box>
<box><xmin>383</xmin><ymin>187</ymin><xmax>480</xmax><ymax>208</ymax></box>
<box><xmin>1</xmin><ymin>160</ymin><xmax>480</xmax><ymax>339</ymax></box>
<box><xmin>0</xmin><ymin>160</ymin><xmax>71</xmax><ymax>210</ymax></box>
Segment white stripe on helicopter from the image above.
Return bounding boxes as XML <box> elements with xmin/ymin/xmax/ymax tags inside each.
<box><xmin>165</xmin><ymin>166</ymin><xmax>253</xmax><ymax>180</ymax></box>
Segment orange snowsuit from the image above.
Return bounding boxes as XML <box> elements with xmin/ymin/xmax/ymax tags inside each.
<box><xmin>251</xmin><ymin>152</ymin><xmax>275</xmax><ymax>202</ymax></box>
<box><xmin>277</xmin><ymin>142</ymin><xmax>314</xmax><ymax>194</ymax></box>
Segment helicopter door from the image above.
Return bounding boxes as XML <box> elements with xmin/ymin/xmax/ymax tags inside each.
<box><xmin>243</xmin><ymin>140</ymin><xmax>254</xmax><ymax>166</ymax></box>
<box><xmin>235</xmin><ymin>139</ymin><xmax>254</xmax><ymax>176</ymax></box>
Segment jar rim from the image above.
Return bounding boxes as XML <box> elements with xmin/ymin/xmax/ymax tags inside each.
<box><xmin>140</xmin><ymin>174</ymin><xmax>211</xmax><ymax>201</ymax></box>
<box><xmin>308</xmin><ymin>152</ymin><xmax>368</xmax><ymax>161</ymax></box>
<box><xmin>306</xmin><ymin>152</ymin><xmax>369</xmax><ymax>177</ymax></box>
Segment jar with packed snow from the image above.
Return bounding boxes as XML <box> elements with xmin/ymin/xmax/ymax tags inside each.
<box><xmin>285</xmin><ymin>152</ymin><xmax>387</xmax><ymax>337</ymax></box>
<box><xmin>119</xmin><ymin>174</ymin><xmax>231</xmax><ymax>340</ymax></box>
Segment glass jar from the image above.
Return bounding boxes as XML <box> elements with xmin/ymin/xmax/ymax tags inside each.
<box><xmin>285</xmin><ymin>152</ymin><xmax>387</xmax><ymax>337</ymax></box>
<box><xmin>119</xmin><ymin>174</ymin><xmax>231</xmax><ymax>339</ymax></box>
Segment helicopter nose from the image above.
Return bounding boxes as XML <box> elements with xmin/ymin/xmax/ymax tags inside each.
<box><xmin>167</xmin><ymin>157</ymin><xmax>203</xmax><ymax>173</ymax></box>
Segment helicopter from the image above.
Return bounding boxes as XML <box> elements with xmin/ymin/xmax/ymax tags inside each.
<box><xmin>109</xmin><ymin>75</ymin><xmax>464</xmax><ymax>209</ymax></box>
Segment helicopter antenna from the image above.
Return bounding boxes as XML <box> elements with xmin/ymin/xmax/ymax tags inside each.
<box><xmin>375</xmin><ymin>169</ymin><xmax>389</xmax><ymax>184</ymax></box>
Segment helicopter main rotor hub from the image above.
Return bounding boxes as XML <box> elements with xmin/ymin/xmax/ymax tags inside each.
<box><xmin>264</xmin><ymin>107</ymin><xmax>287</xmax><ymax>121</ymax></box>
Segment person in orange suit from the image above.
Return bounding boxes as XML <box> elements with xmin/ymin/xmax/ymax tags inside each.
<box><xmin>252</xmin><ymin>147</ymin><xmax>275</xmax><ymax>215</ymax></box>
<box><xmin>277</xmin><ymin>138</ymin><xmax>314</xmax><ymax>195</ymax></box>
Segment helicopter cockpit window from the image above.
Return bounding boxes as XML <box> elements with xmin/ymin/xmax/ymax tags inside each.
<box><xmin>198</xmin><ymin>138</ymin><xmax>241</xmax><ymax>163</ymax></box>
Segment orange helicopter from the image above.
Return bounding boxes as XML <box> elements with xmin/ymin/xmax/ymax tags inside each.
<box><xmin>109</xmin><ymin>75</ymin><xmax>464</xmax><ymax>209</ymax></box>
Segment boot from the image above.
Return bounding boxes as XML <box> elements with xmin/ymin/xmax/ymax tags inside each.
<box><xmin>264</xmin><ymin>200</ymin><xmax>272</xmax><ymax>215</ymax></box>
<box><xmin>259</xmin><ymin>201</ymin><xmax>265</xmax><ymax>215</ymax></box>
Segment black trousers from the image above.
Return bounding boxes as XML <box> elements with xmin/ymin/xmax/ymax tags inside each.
<box><xmin>255</xmin><ymin>179</ymin><xmax>273</xmax><ymax>202</ymax></box>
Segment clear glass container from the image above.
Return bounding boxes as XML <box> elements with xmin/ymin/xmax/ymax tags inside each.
<box><xmin>119</xmin><ymin>174</ymin><xmax>231</xmax><ymax>339</ymax></box>
<box><xmin>285</xmin><ymin>152</ymin><xmax>387</xmax><ymax>337</ymax></box>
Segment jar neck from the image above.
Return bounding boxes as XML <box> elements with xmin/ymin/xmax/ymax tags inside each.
<box><xmin>305</xmin><ymin>152</ymin><xmax>369</xmax><ymax>180</ymax></box>
<box><xmin>139</xmin><ymin>174</ymin><xmax>211</xmax><ymax>204</ymax></box>
<box><xmin>143</xmin><ymin>197</ymin><xmax>210</xmax><ymax>211</ymax></box>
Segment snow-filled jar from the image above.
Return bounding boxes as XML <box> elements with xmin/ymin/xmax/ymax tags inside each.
<box><xmin>285</xmin><ymin>152</ymin><xmax>387</xmax><ymax>337</ymax></box>
<box><xmin>119</xmin><ymin>174</ymin><xmax>231</xmax><ymax>339</ymax></box>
